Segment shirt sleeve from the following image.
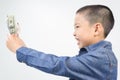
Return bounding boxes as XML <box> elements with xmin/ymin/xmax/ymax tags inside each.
<box><xmin>16</xmin><ymin>47</ymin><xmax>107</xmax><ymax>79</ymax></box>
<box><xmin>16</xmin><ymin>47</ymin><xmax>72</xmax><ymax>77</ymax></box>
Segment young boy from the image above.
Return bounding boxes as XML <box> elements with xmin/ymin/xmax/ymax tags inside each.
<box><xmin>6</xmin><ymin>5</ymin><xmax>117</xmax><ymax>80</ymax></box>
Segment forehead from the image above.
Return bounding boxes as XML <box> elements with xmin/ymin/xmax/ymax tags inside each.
<box><xmin>74</xmin><ymin>13</ymin><xmax>88</xmax><ymax>25</ymax></box>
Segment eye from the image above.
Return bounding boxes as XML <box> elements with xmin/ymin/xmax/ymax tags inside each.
<box><xmin>75</xmin><ymin>26</ymin><xmax>80</xmax><ymax>29</ymax></box>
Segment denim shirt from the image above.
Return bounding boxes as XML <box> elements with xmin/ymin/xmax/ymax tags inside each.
<box><xmin>16</xmin><ymin>40</ymin><xmax>117</xmax><ymax>80</ymax></box>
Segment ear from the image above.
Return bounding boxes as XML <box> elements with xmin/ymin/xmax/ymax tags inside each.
<box><xmin>93</xmin><ymin>23</ymin><xmax>103</xmax><ymax>36</ymax></box>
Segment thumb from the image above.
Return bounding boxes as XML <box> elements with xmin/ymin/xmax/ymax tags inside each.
<box><xmin>12</xmin><ymin>33</ymin><xmax>19</xmax><ymax>37</ymax></box>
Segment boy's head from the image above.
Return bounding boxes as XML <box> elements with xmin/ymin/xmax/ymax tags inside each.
<box><xmin>74</xmin><ymin>5</ymin><xmax>114</xmax><ymax>48</ymax></box>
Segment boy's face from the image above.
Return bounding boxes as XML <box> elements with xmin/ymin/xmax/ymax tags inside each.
<box><xmin>74</xmin><ymin>13</ymin><xmax>97</xmax><ymax>48</ymax></box>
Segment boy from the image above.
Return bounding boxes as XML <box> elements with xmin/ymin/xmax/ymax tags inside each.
<box><xmin>6</xmin><ymin>5</ymin><xmax>117</xmax><ymax>80</ymax></box>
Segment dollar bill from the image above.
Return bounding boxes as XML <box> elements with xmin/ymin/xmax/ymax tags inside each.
<box><xmin>7</xmin><ymin>15</ymin><xmax>17</xmax><ymax>34</ymax></box>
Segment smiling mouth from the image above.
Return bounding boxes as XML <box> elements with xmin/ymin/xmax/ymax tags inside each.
<box><xmin>75</xmin><ymin>38</ymin><xmax>80</xmax><ymax>45</ymax></box>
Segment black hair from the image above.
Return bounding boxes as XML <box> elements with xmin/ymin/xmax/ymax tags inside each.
<box><xmin>76</xmin><ymin>5</ymin><xmax>114</xmax><ymax>38</ymax></box>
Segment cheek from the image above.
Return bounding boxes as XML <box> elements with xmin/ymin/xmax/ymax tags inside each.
<box><xmin>80</xmin><ymin>30</ymin><xmax>92</xmax><ymax>42</ymax></box>
<box><xmin>81</xmin><ymin>30</ymin><xmax>90</xmax><ymax>36</ymax></box>
<box><xmin>77</xmin><ymin>28</ymin><xmax>93</xmax><ymax>39</ymax></box>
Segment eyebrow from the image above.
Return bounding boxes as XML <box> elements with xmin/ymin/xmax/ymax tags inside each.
<box><xmin>74</xmin><ymin>23</ymin><xmax>78</xmax><ymax>26</ymax></box>
<box><xmin>74</xmin><ymin>23</ymin><xmax>80</xmax><ymax>26</ymax></box>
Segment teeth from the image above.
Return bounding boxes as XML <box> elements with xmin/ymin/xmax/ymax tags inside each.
<box><xmin>76</xmin><ymin>38</ymin><xmax>79</xmax><ymax>40</ymax></box>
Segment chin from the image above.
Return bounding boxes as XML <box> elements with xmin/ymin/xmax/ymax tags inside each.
<box><xmin>78</xmin><ymin>45</ymin><xmax>83</xmax><ymax>49</ymax></box>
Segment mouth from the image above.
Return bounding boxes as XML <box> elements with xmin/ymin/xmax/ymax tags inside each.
<box><xmin>75</xmin><ymin>38</ymin><xmax>80</xmax><ymax>45</ymax></box>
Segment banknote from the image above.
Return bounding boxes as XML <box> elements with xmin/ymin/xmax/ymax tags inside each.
<box><xmin>7</xmin><ymin>15</ymin><xmax>17</xmax><ymax>34</ymax></box>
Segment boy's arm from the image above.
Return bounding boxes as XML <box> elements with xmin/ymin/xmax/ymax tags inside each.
<box><xmin>16</xmin><ymin>47</ymin><xmax>103</xmax><ymax>79</ymax></box>
<box><xmin>16</xmin><ymin>47</ymin><xmax>70</xmax><ymax>76</ymax></box>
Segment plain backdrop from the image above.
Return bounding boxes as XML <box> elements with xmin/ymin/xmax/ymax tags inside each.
<box><xmin>0</xmin><ymin>0</ymin><xmax>119</xmax><ymax>80</ymax></box>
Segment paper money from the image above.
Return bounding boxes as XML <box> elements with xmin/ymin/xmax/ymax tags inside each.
<box><xmin>7</xmin><ymin>15</ymin><xmax>17</xmax><ymax>34</ymax></box>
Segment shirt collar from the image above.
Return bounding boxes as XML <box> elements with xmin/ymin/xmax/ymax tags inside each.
<box><xmin>79</xmin><ymin>40</ymin><xmax>112</xmax><ymax>54</ymax></box>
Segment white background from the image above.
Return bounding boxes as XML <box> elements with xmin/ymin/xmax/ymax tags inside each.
<box><xmin>0</xmin><ymin>0</ymin><xmax>119</xmax><ymax>80</ymax></box>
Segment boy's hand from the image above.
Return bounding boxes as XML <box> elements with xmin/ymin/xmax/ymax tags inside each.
<box><xmin>6</xmin><ymin>34</ymin><xmax>26</xmax><ymax>53</ymax></box>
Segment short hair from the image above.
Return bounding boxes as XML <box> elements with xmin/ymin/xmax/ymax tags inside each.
<box><xmin>76</xmin><ymin>5</ymin><xmax>114</xmax><ymax>38</ymax></box>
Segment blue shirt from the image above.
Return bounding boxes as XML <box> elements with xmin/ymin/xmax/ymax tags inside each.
<box><xmin>16</xmin><ymin>40</ymin><xmax>117</xmax><ymax>80</ymax></box>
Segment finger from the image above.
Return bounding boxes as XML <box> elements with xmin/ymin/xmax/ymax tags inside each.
<box><xmin>10</xmin><ymin>33</ymin><xmax>19</xmax><ymax>38</ymax></box>
<box><xmin>17</xmin><ymin>22</ymin><xmax>21</xmax><ymax>34</ymax></box>
<box><xmin>16</xmin><ymin>33</ymin><xmax>19</xmax><ymax>37</ymax></box>
<box><xmin>7</xmin><ymin>34</ymin><xmax>16</xmax><ymax>40</ymax></box>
